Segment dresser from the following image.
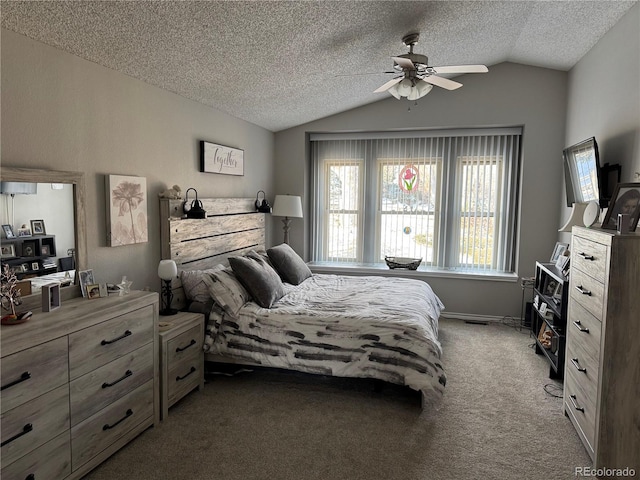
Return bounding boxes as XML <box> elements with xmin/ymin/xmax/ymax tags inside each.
<box><xmin>158</xmin><ymin>311</ymin><xmax>205</xmax><ymax>420</ymax></box>
<box><xmin>564</xmin><ymin>227</ymin><xmax>639</xmax><ymax>474</ymax></box>
<box><xmin>1</xmin><ymin>290</ymin><xmax>159</xmax><ymax>480</ymax></box>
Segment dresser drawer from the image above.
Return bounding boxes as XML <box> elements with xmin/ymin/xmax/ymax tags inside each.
<box><xmin>71</xmin><ymin>380</ymin><xmax>154</xmax><ymax>470</ymax></box>
<box><xmin>572</xmin><ymin>235</ymin><xmax>608</xmax><ymax>281</ymax></box>
<box><xmin>70</xmin><ymin>343</ymin><xmax>154</xmax><ymax>426</ymax></box>
<box><xmin>69</xmin><ymin>305</ymin><xmax>154</xmax><ymax>379</ymax></box>
<box><xmin>569</xmin><ymin>269</ymin><xmax>605</xmax><ymax>320</ymax></box>
<box><xmin>565</xmin><ymin>326</ymin><xmax>599</xmax><ymax>405</ymax></box>
<box><xmin>1</xmin><ymin>337</ymin><xmax>68</xmax><ymax>413</ymax></box>
<box><xmin>166</xmin><ymin>324</ymin><xmax>203</xmax><ymax>366</ymax></box>
<box><xmin>566</xmin><ymin>300</ymin><xmax>602</xmax><ymax>366</ymax></box>
<box><xmin>565</xmin><ymin>366</ymin><xmax>597</xmax><ymax>452</ymax></box>
<box><xmin>1</xmin><ymin>432</ymin><xmax>71</xmax><ymax>480</ymax></box>
<box><xmin>1</xmin><ymin>385</ymin><xmax>70</xmax><ymax>467</ymax></box>
<box><xmin>167</xmin><ymin>356</ymin><xmax>202</xmax><ymax>409</ymax></box>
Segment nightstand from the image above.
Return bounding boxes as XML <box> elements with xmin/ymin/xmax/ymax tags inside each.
<box><xmin>158</xmin><ymin>311</ymin><xmax>205</xmax><ymax>420</ymax></box>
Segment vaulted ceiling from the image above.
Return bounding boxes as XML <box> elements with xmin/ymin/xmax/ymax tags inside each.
<box><xmin>1</xmin><ymin>1</ymin><xmax>636</xmax><ymax>131</ymax></box>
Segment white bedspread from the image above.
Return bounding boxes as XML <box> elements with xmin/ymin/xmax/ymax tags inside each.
<box><xmin>204</xmin><ymin>274</ymin><xmax>446</xmax><ymax>405</ymax></box>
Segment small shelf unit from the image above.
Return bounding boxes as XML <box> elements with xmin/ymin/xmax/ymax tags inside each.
<box><xmin>532</xmin><ymin>262</ymin><xmax>568</xmax><ymax>379</ymax></box>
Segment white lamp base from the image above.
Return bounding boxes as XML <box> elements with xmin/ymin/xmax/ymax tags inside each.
<box><xmin>559</xmin><ymin>202</ymin><xmax>588</xmax><ymax>232</ymax></box>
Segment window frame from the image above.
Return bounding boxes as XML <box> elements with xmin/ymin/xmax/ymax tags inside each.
<box><xmin>310</xmin><ymin>128</ymin><xmax>522</xmax><ymax>273</ymax></box>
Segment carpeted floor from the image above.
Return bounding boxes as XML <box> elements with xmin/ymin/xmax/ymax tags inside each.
<box><xmin>85</xmin><ymin>318</ymin><xmax>595</xmax><ymax>480</ymax></box>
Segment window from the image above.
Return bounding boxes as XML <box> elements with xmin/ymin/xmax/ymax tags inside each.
<box><xmin>310</xmin><ymin>129</ymin><xmax>521</xmax><ymax>273</ymax></box>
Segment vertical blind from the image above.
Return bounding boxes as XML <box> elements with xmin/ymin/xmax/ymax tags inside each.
<box><xmin>310</xmin><ymin>128</ymin><xmax>521</xmax><ymax>272</ymax></box>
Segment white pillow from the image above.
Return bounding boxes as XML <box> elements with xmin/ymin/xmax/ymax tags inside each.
<box><xmin>202</xmin><ymin>267</ymin><xmax>251</xmax><ymax>317</ymax></box>
<box><xmin>180</xmin><ymin>266</ymin><xmax>225</xmax><ymax>304</ymax></box>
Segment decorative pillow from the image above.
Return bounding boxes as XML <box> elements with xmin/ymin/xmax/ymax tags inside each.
<box><xmin>229</xmin><ymin>252</ymin><xmax>285</xmax><ymax>308</ymax></box>
<box><xmin>202</xmin><ymin>267</ymin><xmax>251</xmax><ymax>317</ymax></box>
<box><xmin>267</xmin><ymin>243</ymin><xmax>312</xmax><ymax>285</ymax></box>
<box><xmin>180</xmin><ymin>266</ymin><xmax>225</xmax><ymax>304</ymax></box>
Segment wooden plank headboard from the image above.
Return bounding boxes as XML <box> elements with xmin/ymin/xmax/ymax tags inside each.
<box><xmin>159</xmin><ymin>197</ymin><xmax>265</xmax><ymax>310</ymax></box>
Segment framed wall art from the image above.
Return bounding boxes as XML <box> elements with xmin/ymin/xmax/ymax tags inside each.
<box><xmin>200</xmin><ymin>140</ymin><xmax>244</xmax><ymax>176</ymax></box>
<box><xmin>105</xmin><ymin>174</ymin><xmax>148</xmax><ymax>246</ymax></box>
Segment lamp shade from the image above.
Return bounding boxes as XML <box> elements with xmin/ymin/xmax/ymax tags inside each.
<box><xmin>158</xmin><ymin>259</ymin><xmax>177</xmax><ymax>280</ymax></box>
<box><xmin>272</xmin><ymin>195</ymin><xmax>303</xmax><ymax>218</ymax></box>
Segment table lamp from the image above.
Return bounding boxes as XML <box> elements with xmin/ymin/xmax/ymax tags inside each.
<box><xmin>158</xmin><ymin>259</ymin><xmax>178</xmax><ymax>315</ymax></box>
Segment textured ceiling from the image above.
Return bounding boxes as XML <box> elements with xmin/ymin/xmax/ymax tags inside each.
<box><xmin>1</xmin><ymin>1</ymin><xmax>636</xmax><ymax>132</ymax></box>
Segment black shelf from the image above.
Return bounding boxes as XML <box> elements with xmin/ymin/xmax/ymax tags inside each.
<box><xmin>532</xmin><ymin>262</ymin><xmax>568</xmax><ymax>380</ymax></box>
<box><xmin>1</xmin><ymin>235</ymin><xmax>57</xmax><ymax>279</ymax></box>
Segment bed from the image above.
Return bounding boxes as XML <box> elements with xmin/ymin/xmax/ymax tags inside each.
<box><xmin>160</xmin><ymin>197</ymin><xmax>446</xmax><ymax>408</ymax></box>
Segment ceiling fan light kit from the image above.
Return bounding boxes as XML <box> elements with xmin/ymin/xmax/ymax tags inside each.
<box><xmin>375</xmin><ymin>32</ymin><xmax>488</xmax><ymax>102</ymax></box>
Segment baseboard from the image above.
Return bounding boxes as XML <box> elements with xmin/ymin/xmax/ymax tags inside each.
<box><xmin>440</xmin><ymin>311</ymin><xmax>509</xmax><ymax>323</ymax></box>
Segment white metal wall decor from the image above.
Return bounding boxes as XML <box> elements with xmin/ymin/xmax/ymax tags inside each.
<box><xmin>200</xmin><ymin>140</ymin><xmax>244</xmax><ymax>176</ymax></box>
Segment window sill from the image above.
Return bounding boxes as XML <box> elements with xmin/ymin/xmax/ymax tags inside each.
<box><xmin>308</xmin><ymin>262</ymin><xmax>519</xmax><ymax>282</ymax></box>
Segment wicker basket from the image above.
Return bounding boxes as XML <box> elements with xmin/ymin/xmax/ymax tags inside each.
<box><xmin>384</xmin><ymin>256</ymin><xmax>422</xmax><ymax>270</ymax></box>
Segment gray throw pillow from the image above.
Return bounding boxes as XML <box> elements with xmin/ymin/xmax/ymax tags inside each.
<box><xmin>267</xmin><ymin>243</ymin><xmax>312</xmax><ymax>285</ymax></box>
<box><xmin>229</xmin><ymin>253</ymin><xmax>285</xmax><ymax>308</ymax></box>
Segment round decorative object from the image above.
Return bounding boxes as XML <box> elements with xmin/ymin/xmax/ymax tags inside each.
<box><xmin>583</xmin><ymin>200</ymin><xmax>600</xmax><ymax>227</ymax></box>
<box><xmin>403</xmin><ymin>226</ymin><xmax>412</xmax><ymax>234</ymax></box>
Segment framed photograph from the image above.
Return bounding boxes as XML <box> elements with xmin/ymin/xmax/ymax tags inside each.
<box><xmin>20</xmin><ymin>263</ymin><xmax>29</xmax><ymax>272</ymax></box>
<box><xmin>538</xmin><ymin>302</ymin><xmax>548</xmax><ymax>315</ymax></box>
<box><xmin>42</xmin><ymin>282</ymin><xmax>61</xmax><ymax>312</ymax></box>
<box><xmin>2</xmin><ymin>224</ymin><xmax>15</xmax><ymax>238</ymax></box>
<box><xmin>21</xmin><ymin>240</ymin><xmax>37</xmax><ymax>257</ymax></box>
<box><xmin>550</xmin><ymin>242</ymin><xmax>569</xmax><ymax>263</ymax></box>
<box><xmin>1</xmin><ymin>244</ymin><xmax>16</xmax><ymax>258</ymax></box>
<box><xmin>200</xmin><ymin>140</ymin><xmax>244</xmax><ymax>176</ymax></box>
<box><xmin>41</xmin><ymin>245</ymin><xmax>51</xmax><ymax>256</ymax></box>
<box><xmin>30</xmin><ymin>219</ymin><xmax>46</xmax><ymax>235</ymax></box>
<box><xmin>555</xmin><ymin>254</ymin><xmax>569</xmax><ymax>271</ymax></box>
<box><xmin>601</xmin><ymin>182</ymin><xmax>640</xmax><ymax>231</ymax></box>
<box><xmin>86</xmin><ymin>284</ymin><xmax>101</xmax><ymax>299</ymax></box>
<box><xmin>17</xmin><ymin>227</ymin><xmax>32</xmax><ymax>237</ymax></box>
<box><xmin>79</xmin><ymin>269</ymin><xmax>95</xmax><ymax>298</ymax></box>
<box><xmin>105</xmin><ymin>174</ymin><xmax>148</xmax><ymax>247</ymax></box>
<box><xmin>31</xmin><ymin>261</ymin><xmax>40</xmax><ymax>271</ymax></box>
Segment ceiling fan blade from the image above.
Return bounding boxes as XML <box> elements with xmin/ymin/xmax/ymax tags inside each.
<box><xmin>422</xmin><ymin>75</ymin><xmax>463</xmax><ymax>90</ymax></box>
<box><xmin>392</xmin><ymin>56</ymin><xmax>415</xmax><ymax>70</ymax></box>
<box><xmin>432</xmin><ymin>65</ymin><xmax>488</xmax><ymax>74</ymax></box>
<box><xmin>374</xmin><ymin>76</ymin><xmax>403</xmax><ymax>93</ymax></box>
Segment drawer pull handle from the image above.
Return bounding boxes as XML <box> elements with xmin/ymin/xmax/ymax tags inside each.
<box><xmin>571</xmin><ymin>358</ymin><xmax>587</xmax><ymax>373</ymax></box>
<box><xmin>569</xmin><ymin>394</ymin><xmax>585</xmax><ymax>413</ymax></box>
<box><xmin>1</xmin><ymin>371</ymin><xmax>31</xmax><ymax>391</ymax></box>
<box><xmin>575</xmin><ymin>285</ymin><xmax>591</xmax><ymax>296</ymax></box>
<box><xmin>176</xmin><ymin>366</ymin><xmax>196</xmax><ymax>382</ymax></box>
<box><xmin>102</xmin><ymin>370</ymin><xmax>133</xmax><ymax>388</ymax></box>
<box><xmin>103</xmin><ymin>409</ymin><xmax>133</xmax><ymax>431</ymax></box>
<box><xmin>578</xmin><ymin>252</ymin><xmax>595</xmax><ymax>261</ymax></box>
<box><xmin>101</xmin><ymin>330</ymin><xmax>132</xmax><ymax>346</ymax></box>
<box><xmin>1</xmin><ymin>423</ymin><xmax>33</xmax><ymax>447</ymax></box>
<box><xmin>176</xmin><ymin>339</ymin><xmax>197</xmax><ymax>353</ymax></box>
<box><xmin>572</xmin><ymin>321</ymin><xmax>590</xmax><ymax>333</ymax></box>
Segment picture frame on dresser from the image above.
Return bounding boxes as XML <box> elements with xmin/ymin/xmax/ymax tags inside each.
<box><xmin>600</xmin><ymin>182</ymin><xmax>640</xmax><ymax>231</ymax></box>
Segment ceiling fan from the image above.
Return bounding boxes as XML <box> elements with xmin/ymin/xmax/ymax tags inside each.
<box><xmin>374</xmin><ymin>33</ymin><xmax>488</xmax><ymax>100</ymax></box>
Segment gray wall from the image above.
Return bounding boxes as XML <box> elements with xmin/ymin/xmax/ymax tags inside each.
<box><xmin>1</xmin><ymin>29</ymin><xmax>276</xmax><ymax>294</ymax></box>
<box><xmin>275</xmin><ymin>62</ymin><xmax>569</xmax><ymax>318</ymax></box>
<box><xmin>560</xmin><ymin>3</ymin><xmax>640</xmax><ymax>243</ymax></box>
